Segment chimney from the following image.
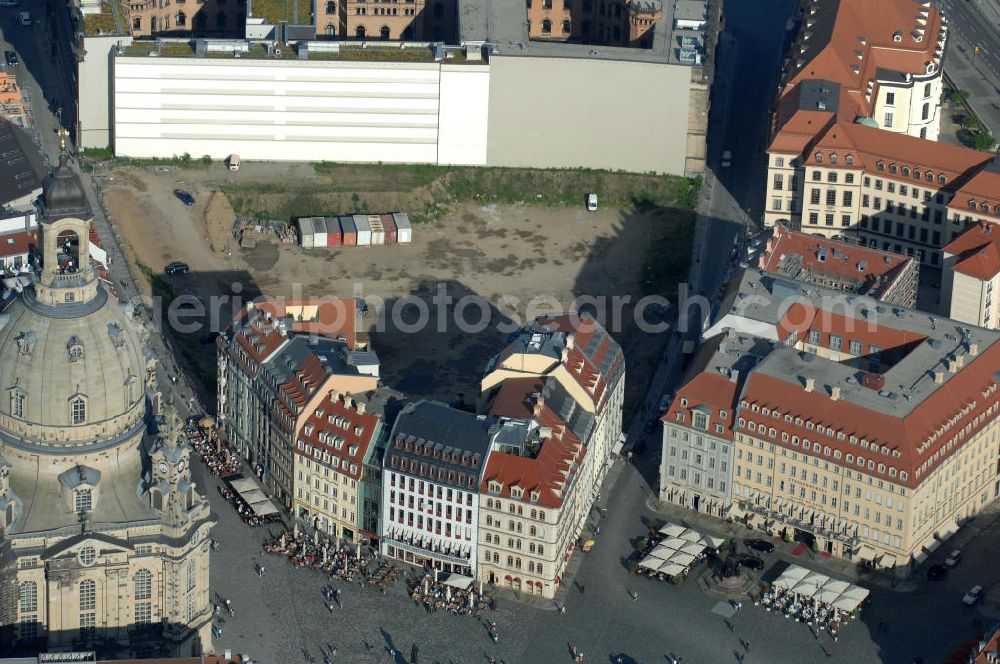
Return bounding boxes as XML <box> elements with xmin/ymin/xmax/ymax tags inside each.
<box><xmin>565</xmin><ymin>334</ymin><xmax>575</xmax><ymax>350</ymax></box>
<box><xmin>830</xmin><ymin>386</ymin><xmax>841</xmax><ymax>401</ymax></box>
<box><xmin>804</xmin><ymin>377</ymin><xmax>815</xmax><ymax>392</ymax></box>
<box><xmin>956</xmin><ymin>354</ymin><xmax>965</xmax><ymax>369</ymax></box>
<box><xmin>356</xmin><ymin>400</ymin><xmax>366</xmax><ymax>415</ymax></box>
<box><xmin>969</xmin><ymin>343</ymin><xmax>979</xmax><ymax>356</ymax></box>
<box><xmin>934</xmin><ymin>370</ymin><xmax>944</xmax><ymax>384</ymax></box>
<box><xmin>947</xmin><ymin>358</ymin><xmax>958</xmax><ymax>373</ymax></box>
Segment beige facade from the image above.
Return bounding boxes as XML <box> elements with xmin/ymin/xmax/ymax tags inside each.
<box><xmin>526</xmin><ymin>0</ymin><xmax>660</xmax><ymax>47</ymax></box>
<box><xmin>0</xmin><ymin>160</ymin><xmax>213</xmax><ymax>657</ymax></box>
<box><xmin>124</xmin><ymin>0</ymin><xmax>243</xmax><ymax>35</ymax></box>
<box><xmin>942</xmin><ymin>269</ymin><xmax>998</xmax><ymax>329</ymax></box>
<box><xmin>870</xmin><ymin>71</ymin><xmax>943</xmax><ymax>141</ymax></box>
<box><xmin>763</xmin><ymin>153</ymin><xmax>989</xmax><ymax>269</ymax></box>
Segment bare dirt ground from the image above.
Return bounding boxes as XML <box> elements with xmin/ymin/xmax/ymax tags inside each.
<box><xmin>102</xmin><ymin>164</ymin><xmax>692</xmax><ymax>411</ymax></box>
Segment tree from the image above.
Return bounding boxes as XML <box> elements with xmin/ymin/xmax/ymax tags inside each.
<box><xmin>949</xmin><ymin>90</ymin><xmax>970</xmax><ymax>104</ymax></box>
<box><xmin>971</xmin><ymin>132</ymin><xmax>998</xmax><ymax>152</ymax></box>
<box><xmin>961</xmin><ymin>115</ymin><xmax>983</xmax><ymax>132</ymax></box>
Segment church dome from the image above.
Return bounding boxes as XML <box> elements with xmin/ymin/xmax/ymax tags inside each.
<box><xmin>0</xmin><ymin>290</ymin><xmax>149</xmax><ymax>451</ymax></box>
<box><xmin>42</xmin><ymin>155</ymin><xmax>91</xmax><ymax>222</ymax></box>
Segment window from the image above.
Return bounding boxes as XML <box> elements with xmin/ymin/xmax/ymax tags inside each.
<box><xmin>829</xmin><ymin>335</ymin><xmax>842</xmax><ymax>351</ymax></box>
<box><xmin>923</xmin><ymin>82</ymin><xmax>931</xmax><ymax>98</ymax></box>
<box><xmin>71</xmin><ymin>396</ymin><xmax>86</xmax><ymax>425</ymax></box>
<box><xmin>176</xmin><ymin>10</ymin><xmax>185</xmax><ymax>25</ymax></box>
<box><xmin>10</xmin><ymin>389</ymin><xmax>24</xmax><ymax>418</ymax></box>
<box><xmin>885</xmin><ymin>92</ymin><xmax>895</xmax><ymax>106</ymax></box>
<box><xmin>133</xmin><ymin>17</ymin><xmax>141</xmax><ymax>29</ymax></box>
<box><xmin>562</xmin><ymin>20</ymin><xmax>570</xmax><ymax>32</ymax></box>
<box><xmin>808</xmin><ymin>212</ymin><xmax>818</xmax><ymax>225</ymax></box>
<box><xmin>135</xmin><ymin>602</ymin><xmax>151</xmax><ymax>625</ymax></box>
<box><xmin>808</xmin><ymin>330</ymin><xmax>821</xmax><ymax>345</ymax></box>
<box><xmin>19</xmin><ymin>581</ymin><xmax>37</xmax><ymax>613</ymax></box>
<box><xmin>775</xmin><ymin>157</ymin><xmax>785</xmax><ymax>167</ymax></box>
<box><xmin>810</xmin><ymin>189</ymin><xmax>820</xmax><ymax>205</ymax></box>
<box><xmin>692</xmin><ymin>411</ymin><xmax>708</xmax><ymax>430</ymax></box>
<box><xmin>75</xmin><ymin>489</ymin><xmax>93</xmax><ymax>515</ymax></box>
<box><xmin>845</xmin><ymin>173</ymin><xmax>854</xmax><ymax>184</ymax></box>
<box><xmin>541</xmin><ymin>19</ymin><xmax>551</xmax><ymax>32</ymax></box>
<box><xmin>772</xmin><ymin>198</ymin><xmax>782</xmax><ymax>211</ymax></box>
<box><xmin>80</xmin><ymin>579</ymin><xmax>96</xmax><ymax>611</ymax></box>
<box><xmin>921</xmin><ymin>102</ymin><xmax>929</xmax><ymax>121</ymax></box>
<box><xmin>186</xmin><ymin>558</ymin><xmax>196</xmax><ymax>591</ymax></box>
<box><xmin>134</xmin><ymin>569</ymin><xmax>151</xmax><ymax>600</ymax></box>
<box><xmin>826</xmin><ymin>189</ymin><xmax>836</xmax><ymax>205</ymax></box>
<box><xmin>842</xmin><ymin>191</ymin><xmax>853</xmax><ymax>206</ymax></box>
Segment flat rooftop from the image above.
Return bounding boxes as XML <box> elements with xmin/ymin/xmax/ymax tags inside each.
<box><xmin>459</xmin><ymin>0</ymin><xmax>710</xmax><ymax>65</ymax></box>
<box><xmin>118</xmin><ymin>40</ymin><xmax>469</xmax><ymax>63</ymax></box>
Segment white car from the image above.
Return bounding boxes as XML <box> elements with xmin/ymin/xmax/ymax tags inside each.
<box><xmin>0</xmin><ymin>0</ymin><xmax>20</xmax><ymax>7</ymax></box>
<box><xmin>945</xmin><ymin>550</ymin><xmax>963</xmax><ymax>567</ymax></box>
<box><xmin>721</xmin><ymin>150</ymin><xmax>732</xmax><ymax>168</ymax></box>
<box><xmin>585</xmin><ymin>193</ymin><xmax>598</xmax><ymax>212</ymax></box>
<box><xmin>963</xmin><ymin>585</ymin><xmax>984</xmax><ymax>605</ymax></box>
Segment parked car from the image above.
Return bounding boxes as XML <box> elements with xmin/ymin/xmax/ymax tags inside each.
<box><xmin>4</xmin><ymin>51</ymin><xmax>17</xmax><ymax>67</ymax></box>
<box><xmin>356</xmin><ymin>298</ymin><xmax>369</xmax><ymax>316</ymax></box>
<box><xmin>0</xmin><ymin>0</ymin><xmax>20</xmax><ymax>6</ymax></box>
<box><xmin>643</xmin><ymin>418</ymin><xmax>658</xmax><ymax>434</ymax></box>
<box><xmin>658</xmin><ymin>393</ymin><xmax>673</xmax><ymax>413</ymax></box>
<box><xmin>738</xmin><ymin>556</ymin><xmax>765</xmax><ymax>571</ymax></box>
<box><xmin>586</xmin><ymin>192</ymin><xmax>598</xmax><ymax>212</ymax></box>
<box><xmin>927</xmin><ymin>564</ymin><xmax>947</xmax><ymax>580</ymax></box>
<box><xmin>164</xmin><ymin>261</ymin><xmax>189</xmax><ymax>275</ymax></box>
<box><xmin>17</xmin><ymin>11</ymin><xmax>31</xmax><ymax>25</ymax></box>
<box><xmin>721</xmin><ymin>150</ymin><xmax>732</xmax><ymax>168</ymax></box>
<box><xmin>743</xmin><ymin>538</ymin><xmax>775</xmax><ymax>554</ymax></box>
<box><xmin>945</xmin><ymin>550</ymin><xmax>963</xmax><ymax>567</ymax></box>
<box><xmin>173</xmin><ymin>189</ymin><xmax>195</xmax><ymax>206</ymax></box>
<box><xmin>963</xmin><ymin>585</ymin><xmax>984</xmax><ymax>605</ymax></box>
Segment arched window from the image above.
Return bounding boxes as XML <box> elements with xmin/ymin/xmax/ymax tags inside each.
<box><xmin>356</xmin><ymin>25</ymin><xmax>366</xmax><ymax>38</ymax></box>
<box><xmin>75</xmin><ymin>489</ymin><xmax>92</xmax><ymax>515</ymax></box>
<box><xmin>380</xmin><ymin>25</ymin><xmax>390</xmax><ymax>39</ymax></box>
<box><xmin>134</xmin><ymin>570</ymin><xmax>151</xmax><ymax>600</ymax></box>
<box><xmin>562</xmin><ymin>19</ymin><xmax>570</xmax><ymax>32</ymax></box>
<box><xmin>79</xmin><ymin>579</ymin><xmax>96</xmax><ymax>611</ymax></box>
<box><xmin>541</xmin><ymin>19</ymin><xmax>551</xmax><ymax>33</ymax></box>
<box><xmin>70</xmin><ymin>396</ymin><xmax>86</xmax><ymax>425</ymax></box>
<box><xmin>176</xmin><ymin>11</ymin><xmax>186</xmax><ymax>26</ymax></box>
<box><xmin>19</xmin><ymin>581</ymin><xmax>37</xmax><ymax>613</ymax></box>
<box><xmin>325</xmin><ymin>23</ymin><xmax>335</xmax><ymax>35</ymax></box>
<box><xmin>150</xmin><ymin>15</ymin><xmax>157</xmax><ymax>31</ymax></box>
<box><xmin>325</xmin><ymin>0</ymin><xmax>334</xmax><ymax>13</ymax></box>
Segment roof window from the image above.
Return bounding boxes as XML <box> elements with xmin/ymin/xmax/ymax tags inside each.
<box><xmin>845</xmin><ymin>154</ymin><xmax>854</xmax><ymax>165</ymax></box>
<box><xmin>815</xmin><ymin>153</ymin><xmax>823</xmax><ymax>163</ymax></box>
<box><xmin>876</xmin><ymin>162</ymin><xmax>884</xmax><ymax>171</ymax></box>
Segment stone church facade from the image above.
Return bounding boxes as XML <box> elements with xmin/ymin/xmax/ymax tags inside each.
<box><xmin>0</xmin><ymin>157</ymin><xmax>214</xmax><ymax>658</ymax></box>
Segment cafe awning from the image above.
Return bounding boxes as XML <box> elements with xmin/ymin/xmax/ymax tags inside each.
<box><xmin>937</xmin><ymin>521</ymin><xmax>960</xmax><ymax>541</ymax></box>
<box><xmin>658</xmin><ymin>562</ymin><xmax>686</xmax><ymax>577</ymax></box>
<box><xmin>639</xmin><ymin>557</ymin><xmax>663</xmax><ymax>571</ymax></box>
<box><xmin>229</xmin><ymin>477</ymin><xmax>259</xmax><ymax>493</ymax></box>
<box><xmin>880</xmin><ymin>554</ymin><xmax>897</xmax><ymax>569</ymax></box>
<box><xmin>241</xmin><ymin>488</ymin><xmax>268</xmax><ymax>505</ymax></box>
<box><xmin>658</xmin><ymin>523</ymin><xmax>687</xmax><ymax>538</ymax></box>
<box><xmin>854</xmin><ymin>544</ymin><xmax>877</xmax><ymax>561</ymax></box>
<box><xmin>441</xmin><ymin>573</ymin><xmax>474</xmax><ymax>591</ymax></box>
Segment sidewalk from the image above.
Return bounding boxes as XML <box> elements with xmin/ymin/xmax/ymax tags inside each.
<box><xmin>642</xmin><ymin>495</ymin><xmax>922</xmax><ymax>593</ymax></box>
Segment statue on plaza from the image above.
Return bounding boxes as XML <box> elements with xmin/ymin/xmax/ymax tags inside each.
<box><xmin>722</xmin><ymin>538</ymin><xmax>741</xmax><ymax>578</ymax></box>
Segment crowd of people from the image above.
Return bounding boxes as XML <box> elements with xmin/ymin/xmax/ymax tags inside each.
<box><xmin>262</xmin><ymin>529</ymin><xmax>400</xmax><ymax>590</ymax></box>
<box><xmin>185</xmin><ymin>417</ymin><xmax>241</xmax><ymax>477</ymax></box>
<box><xmin>755</xmin><ymin>583</ymin><xmax>850</xmax><ymax>641</ymax></box>
<box><xmin>217</xmin><ymin>484</ymin><xmax>280</xmax><ymax>527</ymax></box>
<box><xmin>407</xmin><ymin>573</ymin><xmax>494</xmax><ymax>619</ymax></box>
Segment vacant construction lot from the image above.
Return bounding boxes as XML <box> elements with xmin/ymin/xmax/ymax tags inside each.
<box><xmin>99</xmin><ymin>162</ymin><xmax>696</xmax><ymax>408</ymax></box>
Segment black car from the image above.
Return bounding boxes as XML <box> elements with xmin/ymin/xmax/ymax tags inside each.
<box><xmin>164</xmin><ymin>261</ymin><xmax>189</xmax><ymax>275</ymax></box>
<box><xmin>738</xmin><ymin>556</ymin><xmax>765</xmax><ymax>571</ymax></box>
<box><xmin>743</xmin><ymin>538</ymin><xmax>775</xmax><ymax>554</ymax></box>
<box><xmin>927</xmin><ymin>564</ymin><xmax>947</xmax><ymax>580</ymax></box>
<box><xmin>4</xmin><ymin>51</ymin><xmax>17</xmax><ymax>67</ymax></box>
<box><xmin>174</xmin><ymin>189</ymin><xmax>195</xmax><ymax>206</ymax></box>
<box><xmin>643</xmin><ymin>418</ymin><xmax>658</xmax><ymax>434</ymax></box>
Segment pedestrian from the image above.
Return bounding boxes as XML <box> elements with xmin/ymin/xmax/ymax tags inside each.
<box><xmin>571</xmin><ymin>645</ymin><xmax>578</xmax><ymax>657</ymax></box>
<box><xmin>559</xmin><ymin>605</ymin><xmax>566</xmax><ymax>614</ymax></box>
<box><xmin>631</xmin><ymin>590</ymin><xmax>639</xmax><ymax>601</ymax></box>
<box><xmin>595</xmin><ymin>525</ymin><xmax>600</xmax><ymax>536</ymax></box>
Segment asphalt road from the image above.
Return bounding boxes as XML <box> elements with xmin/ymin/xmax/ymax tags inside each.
<box><xmin>938</xmin><ymin>0</ymin><xmax>1000</xmax><ymax>132</ymax></box>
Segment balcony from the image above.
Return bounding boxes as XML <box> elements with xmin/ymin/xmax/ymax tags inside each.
<box><xmin>744</xmin><ymin>501</ymin><xmax>859</xmax><ymax>546</ymax></box>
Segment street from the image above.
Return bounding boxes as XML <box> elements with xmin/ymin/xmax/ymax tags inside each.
<box><xmin>938</xmin><ymin>0</ymin><xmax>1000</xmax><ymax>132</ymax></box>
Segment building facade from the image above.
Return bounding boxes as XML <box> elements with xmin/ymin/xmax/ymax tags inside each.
<box><xmin>216</xmin><ymin>298</ymin><xmax>368</xmax><ymax>508</ymax></box>
<box><xmin>0</xmin><ymin>159</ymin><xmax>213</xmax><ymax>659</ymax></box>
<box><xmin>478</xmin><ymin>376</ymin><xmax>594</xmax><ymax>598</ymax></box>
<box><xmin>292</xmin><ymin>390</ymin><xmax>382</xmax><ymax>542</ymax></box>
<box><xmin>526</xmin><ymin>0</ymin><xmax>661</xmax><ymax>47</ymax></box>
<box><xmin>662</xmin><ymin>268</ymin><xmax>1000</xmax><ymax>570</ymax></box>
<box><xmin>380</xmin><ymin>401</ymin><xmax>490</xmax><ymax>576</ymax></box>
<box><xmin>940</xmin><ymin>222</ymin><xmax>1000</xmax><ymax>329</ymax></box>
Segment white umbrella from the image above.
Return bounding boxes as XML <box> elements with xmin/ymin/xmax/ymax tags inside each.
<box><xmin>639</xmin><ymin>557</ymin><xmax>663</xmax><ymax>571</ymax></box>
<box><xmin>658</xmin><ymin>523</ymin><xmax>686</xmax><ymax>538</ymax></box>
<box><xmin>658</xmin><ymin>561</ymin><xmax>687</xmax><ymax>577</ymax></box>
<box><xmin>679</xmin><ymin>541</ymin><xmax>706</xmax><ymax>556</ymax></box>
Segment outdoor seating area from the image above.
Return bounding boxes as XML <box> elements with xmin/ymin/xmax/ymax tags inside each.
<box><xmin>635</xmin><ymin>522</ymin><xmax>725</xmax><ymax>583</ymax></box>
<box><xmin>408</xmin><ymin>572</ymin><xmax>493</xmax><ymax>618</ymax></box>
<box><xmin>754</xmin><ymin>564</ymin><xmax>869</xmax><ymax>639</ymax></box>
<box><xmin>185</xmin><ymin>416</ymin><xmax>241</xmax><ymax>477</ymax></box>
<box><xmin>263</xmin><ymin>529</ymin><xmax>401</xmax><ymax>590</ymax></box>
<box><xmin>221</xmin><ymin>475</ymin><xmax>282</xmax><ymax>527</ymax></box>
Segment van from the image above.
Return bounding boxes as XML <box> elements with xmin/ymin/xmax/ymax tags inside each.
<box><xmin>585</xmin><ymin>192</ymin><xmax>598</xmax><ymax>212</ymax></box>
<box><xmin>17</xmin><ymin>11</ymin><xmax>31</xmax><ymax>25</ymax></box>
<box><xmin>226</xmin><ymin>154</ymin><xmax>240</xmax><ymax>171</ymax></box>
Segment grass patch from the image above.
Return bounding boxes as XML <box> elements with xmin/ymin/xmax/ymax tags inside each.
<box><xmin>249</xmin><ymin>0</ymin><xmax>310</xmax><ymax>25</ymax></box>
<box><xmin>639</xmin><ymin>217</ymin><xmax>695</xmax><ymax>297</ymax></box>
<box><xmin>82</xmin><ymin>146</ymin><xmax>113</xmax><ymax>161</ymax></box>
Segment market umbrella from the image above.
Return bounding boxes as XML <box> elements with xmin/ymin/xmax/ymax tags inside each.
<box><xmin>199</xmin><ymin>416</ymin><xmax>217</xmax><ymax>429</ymax></box>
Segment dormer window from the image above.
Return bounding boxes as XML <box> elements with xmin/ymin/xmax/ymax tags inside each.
<box><xmin>70</xmin><ymin>395</ymin><xmax>86</xmax><ymax>425</ymax></box>
<box><xmin>9</xmin><ymin>387</ymin><xmax>25</xmax><ymax>418</ymax></box>
<box><xmin>75</xmin><ymin>488</ymin><xmax>92</xmax><ymax>514</ymax></box>
<box><xmin>68</xmin><ymin>336</ymin><xmax>84</xmax><ymax>362</ymax></box>
<box><xmin>488</xmin><ymin>481</ymin><xmax>502</xmax><ymax>494</ymax></box>
<box><xmin>814</xmin><ymin>153</ymin><xmax>823</xmax><ymax>163</ymax></box>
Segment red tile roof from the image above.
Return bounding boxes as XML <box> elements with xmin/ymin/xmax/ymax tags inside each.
<box><xmin>482</xmin><ymin>377</ymin><xmax>586</xmax><ymax>509</ymax></box>
<box><xmin>251</xmin><ymin>297</ymin><xmax>357</xmax><ymax>348</ymax></box>
<box><xmin>662</xmin><ymin>334</ymin><xmax>740</xmax><ymax>439</ymax></box>
<box><xmin>943</xmin><ymin>222</ymin><xmax>1000</xmax><ymax>280</ymax></box>
<box><xmin>295</xmin><ymin>389</ymin><xmax>381</xmax><ymax>481</ymax></box>
<box><xmin>759</xmin><ymin>224</ymin><xmax>912</xmax><ymax>295</ymax></box>
<box><xmin>738</xmin><ymin>337</ymin><xmax>1000</xmax><ymax>489</ymax></box>
<box><xmin>0</xmin><ymin>228</ymin><xmax>33</xmax><ymax>258</ymax></box>
<box><xmin>776</xmin><ymin>302</ymin><xmax>928</xmax><ymax>352</ymax></box>
<box><xmin>781</xmin><ymin>0</ymin><xmax>944</xmax><ymax>121</ymax></box>
<box><xmin>531</xmin><ymin>314</ymin><xmax>625</xmax><ymax>415</ymax></box>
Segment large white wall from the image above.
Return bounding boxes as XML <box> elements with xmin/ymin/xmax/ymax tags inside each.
<box><xmin>79</xmin><ymin>35</ymin><xmax>133</xmax><ymax>149</ymax></box>
<box><xmin>113</xmin><ymin>57</ymin><xmax>491</xmax><ymax>165</ymax></box>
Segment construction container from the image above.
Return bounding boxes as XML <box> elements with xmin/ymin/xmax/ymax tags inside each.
<box><xmin>314</xmin><ymin>217</ymin><xmax>329</xmax><ymax>248</ymax></box>
<box><xmin>299</xmin><ymin>216</ymin><xmax>318</xmax><ymax>249</ymax></box>
<box><xmin>324</xmin><ymin>216</ymin><xmax>342</xmax><ymax>246</ymax></box>
<box><xmin>368</xmin><ymin>214</ymin><xmax>385</xmax><ymax>246</ymax></box>
<box><xmin>382</xmin><ymin>214</ymin><xmax>397</xmax><ymax>244</ymax></box>
<box><xmin>353</xmin><ymin>214</ymin><xmax>372</xmax><ymax>246</ymax></box>
<box><xmin>392</xmin><ymin>213</ymin><xmax>412</xmax><ymax>243</ymax></box>
<box><xmin>339</xmin><ymin>216</ymin><xmax>357</xmax><ymax>246</ymax></box>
